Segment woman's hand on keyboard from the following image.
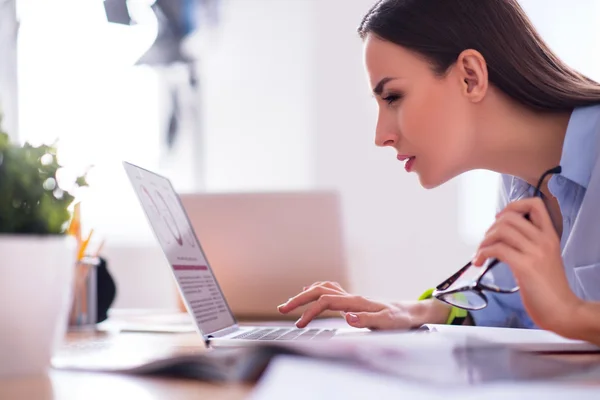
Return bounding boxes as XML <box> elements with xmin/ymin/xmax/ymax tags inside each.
<box><xmin>277</xmin><ymin>281</ymin><xmax>449</xmax><ymax>330</ymax></box>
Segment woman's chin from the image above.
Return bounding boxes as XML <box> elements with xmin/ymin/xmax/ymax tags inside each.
<box><xmin>416</xmin><ymin>163</ymin><xmax>464</xmax><ymax>189</ymax></box>
<box><xmin>417</xmin><ymin>172</ymin><xmax>446</xmax><ymax>189</ymax></box>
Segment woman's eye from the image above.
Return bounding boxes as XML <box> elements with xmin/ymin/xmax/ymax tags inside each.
<box><xmin>382</xmin><ymin>93</ymin><xmax>402</xmax><ymax>105</ymax></box>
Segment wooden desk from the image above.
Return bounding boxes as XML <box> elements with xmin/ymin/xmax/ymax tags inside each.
<box><xmin>0</xmin><ymin>331</ymin><xmax>253</xmax><ymax>400</ymax></box>
<box><xmin>1</xmin><ymin>330</ymin><xmax>600</xmax><ymax>400</ymax></box>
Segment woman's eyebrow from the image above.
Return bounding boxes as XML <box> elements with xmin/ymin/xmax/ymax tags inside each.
<box><xmin>373</xmin><ymin>77</ymin><xmax>398</xmax><ymax>95</ymax></box>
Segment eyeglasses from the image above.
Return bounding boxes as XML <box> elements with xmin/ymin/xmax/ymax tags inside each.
<box><xmin>432</xmin><ymin>165</ymin><xmax>562</xmax><ymax>311</ymax></box>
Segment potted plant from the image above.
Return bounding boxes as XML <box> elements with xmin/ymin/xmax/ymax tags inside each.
<box><xmin>0</xmin><ymin>116</ymin><xmax>87</xmax><ymax>377</ymax></box>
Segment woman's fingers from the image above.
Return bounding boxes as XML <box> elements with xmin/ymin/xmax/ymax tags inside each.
<box><xmin>498</xmin><ymin>197</ymin><xmax>554</xmax><ymax>232</ymax></box>
<box><xmin>302</xmin><ymin>281</ymin><xmax>324</xmax><ymax>291</ymax></box>
<box><xmin>474</xmin><ymin>223</ymin><xmax>529</xmax><ymax>266</ymax></box>
<box><xmin>295</xmin><ymin>295</ymin><xmax>384</xmax><ymax>328</ymax></box>
<box><xmin>278</xmin><ymin>285</ymin><xmax>343</xmax><ymax>314</ymax></box>
<box><xmin>303</xmin><ymin>281</ymin><xmax>345</xmax><ymax>292</ymax></box>
<box><xmin>280</xmin><ymin>280</ymin><xmax>369</xmax><ymax>328</ymax></box>
<box><xmin>346</xmin><ymin>309</ymin><xmax>407</xmax><ymax>330</ymax></box>
<box><xmin>473</xmin><ymin>242</ymin><xmax>521</xmax><ymax>275</ymax></box>
<box><xmin>495</xmin><ymin>211</ymin><xmax>540</xmax><ymax>242</ymax></box>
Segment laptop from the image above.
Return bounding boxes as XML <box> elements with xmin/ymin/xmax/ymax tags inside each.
<box><xmin>178</xmin><ymin>191</ymin><xmax>350</xmax><ymax>320</ymax></box>
<box><xmin>122</xmin><ymin>161</ymin><xmax>369</xmax><ymax>347</ymax></box>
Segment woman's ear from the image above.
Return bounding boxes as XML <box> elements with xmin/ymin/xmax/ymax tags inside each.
<box><xmin>457</xmin><ymin>49</ymin><xmax>488</xmax><ymax>103</ymax></box>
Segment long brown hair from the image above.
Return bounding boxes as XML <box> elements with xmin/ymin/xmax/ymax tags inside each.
<box><xmin>358</xmin><ymin>0</ymin><xmax>600</xmax><ymax>111</ymax></box>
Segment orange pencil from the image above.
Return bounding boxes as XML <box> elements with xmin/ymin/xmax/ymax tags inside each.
<box><xmin>78</xmin><ymin>228</ymin><xmax>94</xmax><ymax>323</ymax></box>
<box><xmin>77</xmin><ymin>229</ymin><xmax>94</xmax><ymax>260</ymax></box>
<box><xmin>94</xmin><ymin>239</ymin><xmax>106</xmax><ymax>258</ymax></box>
<box><xmin>68</xmin><ymin>202</ymin><xmax>82</xmax><ymax>249</ymax></box>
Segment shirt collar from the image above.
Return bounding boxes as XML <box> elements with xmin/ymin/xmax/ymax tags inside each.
<box><xmin>559</xmin><ymin>104</ymin><xmax>600</xmax><ymax>189</ymax></box>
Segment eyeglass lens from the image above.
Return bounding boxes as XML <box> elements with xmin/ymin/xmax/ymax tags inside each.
<box><xmin>439</xmin><ymin>290</ymin><xmax>487</xmax><ymax>310</ymax></box>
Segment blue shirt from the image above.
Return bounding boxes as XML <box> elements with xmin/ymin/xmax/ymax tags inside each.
<box><xmin>471</xmin><ymin>104</ymin><xmax>600</xmax><ymax>328</ymax></box>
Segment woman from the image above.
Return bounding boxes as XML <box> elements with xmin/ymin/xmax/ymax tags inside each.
<box><xmin>278</xmin><ymin>0</ymin><xmax>600</xmax><ymax>345</ymax></box>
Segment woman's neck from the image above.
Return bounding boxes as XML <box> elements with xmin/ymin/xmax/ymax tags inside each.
<box><xmin>473</xmin><ymin>91</ymin><xmax>572</xmax><ymax>189</ymax></box>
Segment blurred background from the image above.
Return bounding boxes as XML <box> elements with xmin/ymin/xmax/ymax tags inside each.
<box><xmin>1</xmin><ymin>0</ymin><xmax>599</xmax><ymax>312</ymax></box>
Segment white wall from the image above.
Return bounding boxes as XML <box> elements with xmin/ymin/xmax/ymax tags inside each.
<box><xmin>199</xmin><ymin>0</ymin><xmax>315</xmax><ymax>192</ymax></box>
<box><xmin>0</xmin><ymin>0</ymin><xmax>18</xmax><ymax>139</ymax></box>
<box><xmin>519</xmin><ymin>0</ymin><xmax>600</xmax><ymax>82</ymax></box>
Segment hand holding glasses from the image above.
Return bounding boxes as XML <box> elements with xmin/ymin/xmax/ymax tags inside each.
<box><xmin>432</xmin><ymin>166</ymin><xmax>562</xmax><ymax>311</ymax></box>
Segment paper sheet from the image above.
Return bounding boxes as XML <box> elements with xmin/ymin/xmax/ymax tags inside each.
<box><xmin>419</xmin><ymin>324</ymin><xmax>600</xmax><ymax>352</ymax></box>
<box><xmin>249</xmin><ymin>356</ymin><xmax>600</xmax><ymax>400</ymax></box>
<box><xmin>249</xmin><ymin>355</ymin><xmax>447</xmax><ymax>400</ymax></box>
<box><xmin>97</xmin><ymin>312</ymin><xmax>197</xmax><ymax>333</ymax></box>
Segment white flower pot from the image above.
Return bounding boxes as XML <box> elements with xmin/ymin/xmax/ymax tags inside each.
<box><xmin>0</xmin><ymin>235</ymin><xmax>75</xmax><ymax>377</ymax></box>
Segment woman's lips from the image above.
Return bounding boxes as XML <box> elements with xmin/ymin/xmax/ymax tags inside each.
<box><xmin>397</xmin><ymin>155</ymin><xmax>416</xmax><ymax>172</ymax></box>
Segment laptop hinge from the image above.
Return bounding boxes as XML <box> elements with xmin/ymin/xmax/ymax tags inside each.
<box><xmin>206</xmin><ymin>324</ymin><xmax>240</xmax><ymax>339</ymax></box>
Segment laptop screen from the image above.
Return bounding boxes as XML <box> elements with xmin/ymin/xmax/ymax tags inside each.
<box><xmin>123</xmin><ymin>162</ymin><xmax>236</xmax><ymax>335</ymax></box>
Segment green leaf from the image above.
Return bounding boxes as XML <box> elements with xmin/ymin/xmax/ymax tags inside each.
<box><xmin>0</xmin><ymin>114</ymin><xmax>88</xmax><ymax>235</ymax></box>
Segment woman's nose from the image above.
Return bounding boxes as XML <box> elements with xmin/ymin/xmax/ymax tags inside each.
<box><xmin>374</xmin><ymin>109</ymin><xmax>400</xmax><ymax>147</ymax></box>
<box><xmin>375</xmin><ymin>129</ymin><xmax>398</xmax><ymax>148</ymax></box>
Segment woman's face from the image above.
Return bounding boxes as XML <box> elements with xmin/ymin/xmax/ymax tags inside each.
<box><xmin>363</xmin><ymin>35</ymin><xmax>477</xmax><ymax>188</ymax></box>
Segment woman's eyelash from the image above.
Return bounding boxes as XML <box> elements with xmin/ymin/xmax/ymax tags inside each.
<box><xmin>382</xmin><ymin>93</ymin><xmax>403</xmax><ymax>105</ymax></box>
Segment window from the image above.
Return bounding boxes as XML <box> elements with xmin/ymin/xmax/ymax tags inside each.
<box><xmin>17</xmin><ymin>0</ymin><xmax>166</xmax><ymax>244</ymax></box>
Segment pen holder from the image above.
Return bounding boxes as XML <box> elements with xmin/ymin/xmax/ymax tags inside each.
<box><xmin>68</xmin><ymin>256</ymin><xmax>101</xmax><ymax>331</ymax></box>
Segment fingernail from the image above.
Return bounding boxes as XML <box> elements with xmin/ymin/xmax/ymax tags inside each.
<box><xmin>347</xmin><ymin>313</ymin><xmax>359</xmax><ymax>323</ymax></box>
<box><xmin>295</xmin><ymin>318</ymin><xmax>304</xmax><ymax>327</ymax></box>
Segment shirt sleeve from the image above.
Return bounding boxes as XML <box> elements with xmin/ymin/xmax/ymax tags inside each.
<box><xmin>469</xmin><ymin>174</ymin><xmax>537</xmax><ymax>329</ymax></box>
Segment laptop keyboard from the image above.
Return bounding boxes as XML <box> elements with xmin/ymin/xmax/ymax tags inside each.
<box><xmin>232</xmin><ymin>328</ymin><xmax>336</xmax><ymax>341</ymax></box>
